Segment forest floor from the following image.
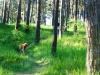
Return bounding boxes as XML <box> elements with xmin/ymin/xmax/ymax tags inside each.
<box><xmin>0</xmin><ymin>21</ymin><xmax>87</xmax><ymax>75</ymax></box>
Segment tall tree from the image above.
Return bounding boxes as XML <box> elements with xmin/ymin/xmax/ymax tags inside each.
<box><xmin>70</xmin><ymin>0</ymin><xmax>75</xmax><ymax>18</ymax></box>
<box><xmin>42</xmin><ymin>0</ymin><xmax>46</xmax><ymax>25</ymax></box>
<box><xmin>51</xmin><ymin>0</ymin><xmax>60</xmax><ymax>56</ymax></box>
<box><xmin>74</xmin><ymin>0</ymin><xmax>78</xmax><ymax>33</ymax></box>
<box><xmin>3</xmin><ymin>1</ymin><xmax>7</xmax><ymax>24</ymax></box>
<box><xmin>64</xmin><ymin>0</ymin><xmax>70</xmax><ymax>31</ymax></box>
<box><xmin>35</xmin><ymin>0</ymin><xmax>42</xmax><ymax>43</ymax></box>
<box><xmin>52</xmin><ymin>0</ymin><xmax>56</xmax><ymax>26</ymax></box>
<box><xmin>30</xmin><ymin>0</ymin><xmax>34</xmax><ymax>23</ymax></box>
<box><xmin>86</xmin><ymin>0</ymin><xmax>100</xmax><ymax>74</ymax></box>
<box><xmin>26</xmin><ymin>0</ymin><xmax>31</xmax><ymax>31</ymax></box>
<box><xmin>7</xmin><ymin>0</ymin><xmax>11</xmax><ymax>23</ymax></box>
<box><xmin>59</xmin><ymin>0</ymin><xmax>65</xmax><ymax>39</ymax></box>
<box><xmin>83</xmin><ymin>0</ymin><xmax>86</xmax><ymax>21</ymax></box>
<box><xmin>1</xmin><ymin>0</ymin><xmax>5</xmax><ymax>23</ymax></box>
<box><xmin>15</xmin><ymin>0</ymin><xmax>21</xmax><ymax>30</ymax></box>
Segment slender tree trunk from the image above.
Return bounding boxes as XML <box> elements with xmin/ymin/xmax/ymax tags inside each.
<box><xmin>42</xmin><ymin>2</ymin><xmax>46</xmax><ymax>25</ymax></box>
<box><xmin>83</xmin><ymin>0</ymin><xmax>86</xmax><ymax>21</ymax></box>
<box><xmin>3</xmin><ymin>1</ymin><xmax>7</xmax><ymax>24</ymax></box>
<box><xmin>30</xmin><ymin>0</ymin><xmax>34</xmax><ymax>23</ymax></box>
<box><xmin>35</xmin><ymin>0</ymin><xmax>41</xmax><ymax>43</ymax></box>
<box><xmin>24</xmin><ymin>1</ymin><xmax>27</xmax><ymax>22</ymax></box>
<box><xmin>71</xmin><ymin>0</ymin><xmax>75</xmax><ymax>18</ymax></box>
<box><xmin>52</xmin><ymin>0</ymin><xmax>56</xmax><ymax>26</ymax></box>
<box><xmin>15</xmin><ymin>0</ymin><xmax>21</xmax><ymax>30</ymax></box>
<box><xmin>59</xmin><ymin>0</ymin><xmax>63</xmax><ymax>39</ymax></box>
<box><xmin>75</xmin><ymin>0</ymin><xmax>78</xmax><ymax>20</ymax></box>
<box><xmin>65</xmin><ymin>0</ymin><xmax>70</xmax><ymax>31</ymax></box>
<box><xmin>26</xmin><ymin>0</ymin><xmax>31</xmax><ymax>31</ymax></box>
<box><xmin>7</xmin><ymin>0</ymin><xmax>11</xmax><ymax>23</ymax></box>
<box><xmin>1</xmin><ymin>0</ymin><xmax>5</xmax><ymax>23</ymax></box>
<box><xmin>51</xmin><ymin>0</ymin><xmax>60</xmax><ymax>56</ymax></box>
<box><xmin>86</xmin><ymin>0</ymin><xmax>100</xmax><ymax>74</ymax></box>
<box><xmin>64</xmin><ymin>0</ymin><xmax>70</xmax><ymax>31</ymax></box>
<box><xmin>59</xmin><ymin>0</ymin><xmax>65</xmax><ymax>39</ymax></box>
<box><xmin>74</xmin><ymin>0</ymin><xmax>78</xmax><ymax>33</ymax></box>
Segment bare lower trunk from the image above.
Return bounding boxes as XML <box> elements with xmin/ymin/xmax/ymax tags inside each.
<box><xmin>51</xmin><ymin>0</ymin><xmax>59</xmax><ymax>56</ymax></box>
<box><xmin>74</xmin><ymin>0</ymin><xmax>78</xmax><ymax>33</ymax></box>
<box><xmin>59</xmin><ymin>0</ymin><xmax>65</xmax><ymax>39</ymax></box>
<box><xmin>26</xmin><ymin>0</ymin><xmax>31</xmax><ymax>31</ymax></box>
<box><xmin>35</xmin><ymin>0</ymin><xmax>41</xmax><ymax>43</ymax></box>
<box><xmin>52</xmin><ymin>0</ymin><xmax>56</xmax><ymax>26</ymax></box>
<box><xmin>85</xmin><ymin>0</ymin><xmax>100</xmax><ymax>74</ymax></box>
<box><xmin>3</xmin><ymin>1</ymin><xmax>7</xmax><ymax>24</ymax></box>
<box><xmin>15</xmin><ymin>0</ymin><xmax>21</xmax><ymax>30</ymax></box>
<box><xmin>7</xmin><ymin>0</ymin><xmax>11</xmax><ymax>23</ymax></box>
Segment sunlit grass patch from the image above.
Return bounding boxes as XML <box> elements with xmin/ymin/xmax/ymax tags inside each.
<box><xmin>0</xmin><ymin>21</ymin><xmax>87</xmax><ymax>75</ymax></box>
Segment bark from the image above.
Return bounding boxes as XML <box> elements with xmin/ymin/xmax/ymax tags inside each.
<box><xmin>74</xmin><ymin>0</ymin><xmax>78</xmax><ymax>33</ymax></box>
<box><xmin>7</xmin><ymin>0</ymin><xmax>11</xmax><ymax>23</ymax></box>
<box><xmin>52</xmin><ymin>0</ymin><xmax>56</xmax><ymax>26</ymax></box>
<box><xmin>75</xmin><ymin>0</ymin><xmax>78</xmax><ymax>20</ymax></box>
<box><xmin>41</xmin><ymin>0</ymin><xmax>46</xmax><ymax>25</ymax></box>
<box><xmin>43</xmin><ymin>5</ymin><xmax>46</xmax><ymax>25</ymax></box>
<box><xmin>30</xmin><ymin>0</ymin><xmax>34</xmax><ymax>23</ymax></box>
<box><xmin>51</xmin><ymin>0</ymin><xmax>60</xmax><ymax>56</ymax></box>
<box><xmin>24</xmin><ymin>1</ymin><xmax>27</xmax><ymax>21</ymax></box>
<box><xmin>3</xmin><ymin>1</ymin><xmax>7</xmax><ymax>24</ymax></box>
<box><xmin>67</xmin><ymin>0</ymin><xmax>70</xmax><ymax>19</ymax></box>
<box><xmin>65</xmin><ymin>0</ymin><xmax>70</xmax><ymax>31</ymax></box>
<box><xmin>26</xmin><ymin>0</ymin><xmax>31</xmax><ymax>31</ymax></box>
<box><xmin>35</xmin><ymin>0</ymin><xmax>41</xmax><ymax>43</ymax></box>
<box><xmin>15</xmin><ymin>0</ymin><xmax>21</xmax><ymax>30</ymax></box>
<box><xmin>1</xmin><ymin>0</ymin><xmax>5</xmax><ymax>23</ymax></box>
<box><xmin>71</xmin><ymin>0</ymin><xmax>75</xmax><ymax>18</ymax></box>
<box><xmin>86</xmin><ymin>0</ymin><xmax>100</xmax><ymax>74</ymax></box>
<box><xmin>83</xmin><ymin>0</ymin><xmax>86</xmax><ymax>21</ymax></box>
<box><xmin>59</xmin><ymin>0</ymin><xmax>65</xmax><ymax>39</ymax></box>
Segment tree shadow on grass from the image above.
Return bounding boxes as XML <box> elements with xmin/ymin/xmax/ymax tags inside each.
<box><xmin>64</xmin><ymin>30</ymin><xmax>86</xmax><ymax>37</ymax></box>
<box><xmin>64</xmin><ymin>31</ymin><xmax>74</xmax><ymax>36</ymax></box>
<box><xmin>79</xmin><ymin>31</ymin><xmax>86</xmax><ymax>36</ymax></box>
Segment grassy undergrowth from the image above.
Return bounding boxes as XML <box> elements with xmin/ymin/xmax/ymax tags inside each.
<box><xmin>0</xmin><ymin>21</ymin><xmax>87</xmax><ymax>75</ymax></box>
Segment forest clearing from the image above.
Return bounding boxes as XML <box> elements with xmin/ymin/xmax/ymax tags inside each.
<box><xmin>0</xmin><ymin>0</ymin><xmax>100</xmax><ymax>75</ymax></box>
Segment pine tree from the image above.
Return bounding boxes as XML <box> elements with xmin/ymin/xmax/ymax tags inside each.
<box><xmin>35</xmin><ymin>0</ymin><xmax>42</xmax><ymax>43</ymax></box>
<box><xmin>51</xmin><ymin>0</ymin><xmax>60</xmax><ymax>56</ymax></box>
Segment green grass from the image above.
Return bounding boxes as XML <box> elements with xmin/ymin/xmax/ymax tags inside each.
<box><xmin>0</xmin><ymin>21</ymin><xmax>87</xmax><ymax>75</ymax></box>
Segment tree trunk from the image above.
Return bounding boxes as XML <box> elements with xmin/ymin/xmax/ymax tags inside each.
<box><xmin>65</xmin><ymin>0</ymin><xmax>70</xmax><ymax>31</ymax></box>
<box><xmin>26</xmin><ymin>0</ymin><xmax>31</xmax><ymax>31</ymax></box>
<box><xmin>1</xmin><ymin>0</ymin><xmax>5</xmax><ymax>23</ymax></box>
<box><xmin>15</xmin><ymin>0</ymin><xmax>21</xmax><ymax>30</ymax></box>
<box><xmin>7</xmin><ymin>0</ymin><xmax>11</xmax><ymax>23</ymax></box>
<box><xmin>3</xmin><ymin>1</ymin><xmax>7</xmax><ymax>24</ymax></box>
<box><xmin>74</xmin><ymin>0</ymin><xmax>78</xmax><ymax>33</ymax></box>
<box><xmin>52</xmin><ymin>0</ymin><xmax>56</xmax><ymax>26</ymax></box>
<box><xmin>59</xmin><ymin>0</ymin><xmax>65</xmax><ymax>39</ymax></box>
<box><xmin>83</xmin><ymin>0</ymin><xmax>86</xmax><ymax>21</ymax></box>
<box><xmin>24</xmin><ymin>1</ymin><xmax>27</xmax><ymax>22</ymax></box>
<box><xmin>35</xmin><ymin>0</ymin><xmax>41</xmax><ymax>43</ymax></box>
<box><xmin>71</xmin><ymin>0</ymin><xmax>75</xmax><ymax>18</ymax></box>
<box><xmin>86</xmin><ymin>0</ymin><xmax>100</xmax><ymax>74</ymax></box>
<box><xmin>51</xmin><ymin>0</ymin><xmax>60</xmax><ymax>56</ymax></box>
<box><xmin>30</xmin><ymin>0</ymin><xmax>34</xmax><ymax>23</ymax></box>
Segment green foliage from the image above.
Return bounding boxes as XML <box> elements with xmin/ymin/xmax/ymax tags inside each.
<box><xmin>0</xmin><ymin>22</ymin><xmax>87</xmax><ymax>75</ymax></box>
<box><xmin>12</xmin><ymin>30</ymin><xmax>25</xmax><ymax>41</ymax></box>
<box><xmin>68</xmin><ymin>19</ymin><xmax>85</xmax><ymax>31</ymax></box>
